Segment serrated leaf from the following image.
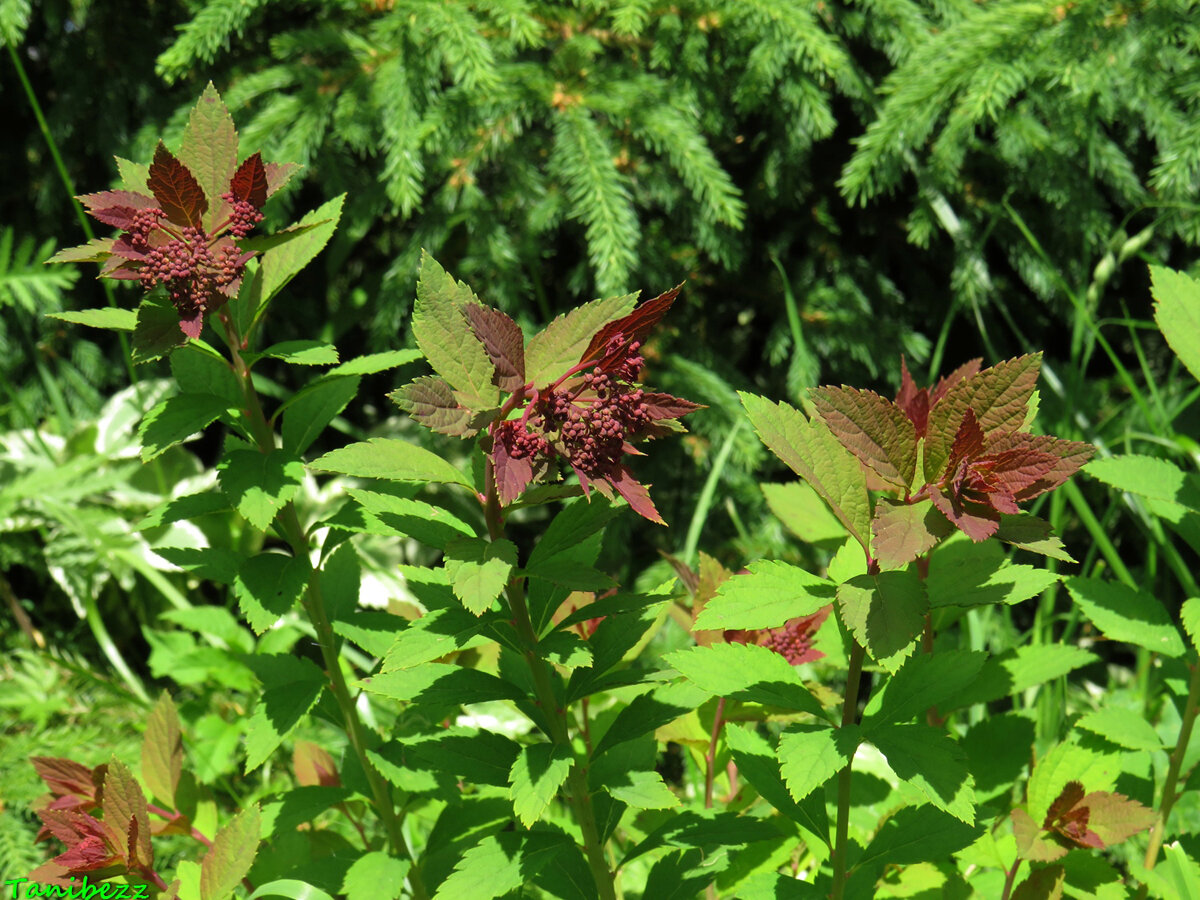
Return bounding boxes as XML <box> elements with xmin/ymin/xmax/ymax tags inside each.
<box><xmin>924</xmin><ymin>354</ymin><xmax>1043</xmax><ymax>479</ymax></box>
<box><xmin>761</xmin><ymin>481</ymin><xmax>846</xmax><ymax>543</ymax></box>
<box><xmin>311</xmin><ymin>437</ymin><xmax>472</xmax><ymax>489</ymax></box>
<box><xmin>259</xmin><ymin>194</ymin><xmax>345</xmax><ymax>307</ymax></box>
<box><xmin>525</xmin><ymin>293</ymin><xmax>637</xmax><ymax>387</ymax></box>
<box><xmin>201</xmin><ymin>805</ymin><xmax>260</xmax><ymax>900</ymax></box>
<box><xmin>994</xmin><ymin>514</ymin><xmax>1076</xmax><ymax>561</ymax></box>
<box><xmin>1064</xmin><ymin>576</ymin><xmax>1186</xmax><ymax>657</ymax></box>
<box><xmin>179</xmin><ymin>83</ymin><xmax>238</xmax><ymax>230</ymax></box>
<box><xmin>1026</xmin><ymin>741</ymin><xmax>1119</xmax><ymax>823</ymax></box>
<box><xmin>740</xmin><ymin>391</ymin><xmax>872</xmax><ymax>552</ymax></box>
<box><xmin>1012</xmin><ymin>807</ymin><xmax>1068</xmax><ymax>863</ymax></box>
<box><xmin>692</xmin><ymin>559</ymin><xmax>834</xmax><ymax>631</ymax></box>
<box><xmin>139</xmin><ymin>393</ymin><xmax>229</xmax><ymax>462</ymax></box>
<box><xmin>48</xmin><ymin>307</ymin><xmax>137</xmax><ymax>330</ymax></box>
<box><xmin>148</xmin><ymin>142</ymin><xmax>207</xmax><ymax>228</ymax></box>
<box><xmin>139</xmin><ymin>491</ymin><xmax>230</xmax><ymax>530</ymax></box>
<box><xmin>142</xmin><ymin>692</ymin><xmax>183</xmax><ymax>809</ymax></box>
<box><xmin>435</xmin><ymin>832</ymin><xmax>567</xmax><ymax>900</ymax></box>
<box><xmin>260</xmin><ymin>340</ymin><xmax>339</xmax><ymax>366</ymax></box>
<box><xmin>390</xmin><ymin>375</ymin><xmax>482</xmax><ymax>437</ymax></box>
<box><xmin>604</xmin><ymin>769</ymin><xmax>679</xmax><ymax>809</ymax></box>
<box><xmin>170</xmin><ymin>344</ymin><xmax>242</xmax><ymax>404</ymax></box>
<box><xmin>837</xmin><ymin>570</ymin><xmax>928</xmax><ymax>673</ymax></box>
<box><xmin>927</xmin><ymin>539</ymin><xmax>1060</xmax><ymax>608</ymax></box>
<box><xmin>1151</xmin><ymin>265</ymin><xmax>1200</xmax><ymax>383</ymax></box>
<box><xmin>230</xmin><ymin>152</ymin><xmax>268</xmax><ymax>209</ymax></box>
<box><xmin>218</xmin><ymin>449</ymin><xmax>304</xmax><ymax>531</ymax></box>
<box><xmin>666</xmin><ymin>642</ymin><xmax>826</xmax><ymax>718</ymax></box>
<box><xmin>811</xmin><ymin>386</ymin><xmax>918</xmax><ymax>489</ymax></box>
<box><xmin>1076</xmin><ymin>708</ymin><xmax>1163</xmax><ymax>751</ymax></box>
<box><xmin>363</xmin><ymin>662</ymin><xmax>523</xmax><ymax>707</ymax></box>
<box><xmin>342</xmin><ymin>851</ymin><xmax>410</xmax><ymax>900</ymax></box>
<box><xmin>348</xmin><ymin>488</ymin><xmax>476</xmax><ymax>550</ymax></box>
<box><xmin>580</xmin><ymin>285</ymin><xmax>679</xmax><ymax>369</ymax></box>
<box><xmin>594</xmin><ymin>682</ymin><xmax>710</xmax><ymax>758</ymax></box>
<box><xmin>529</xmin><ymin>497</ymin><xmax>620</xmax><ymax>568</ymax></box>
<box><xmin>1085</xmin><ymin>454</ymin><xmax>1200</xmax><ymax>512</ymax></box>
<box><xmin>942</xmin><ymin>644</ymin><xmax>1098</xmax><ymax>710</ymax></box>
<box><xmin>778</xmin><ymin>724</ymin><xmax>857</xmax><ymax>802</ymax></box>
<box><xmin>133</xmin><ymin>291</ymin><xmax>188</xmax><ymax>363</ymax></box>
<box><xmin>244</xmin><ymin>656</ymin><xmax>326</xmax><ymax>772</ymax></box>
<box><xmin>1085</xmin><ymin>790</ymin><xmax>1156</xmax><ymax>846</ymax></box>
<box><xmin>1183</xmin><ymin>598</ymin><xmax>1200</xmax><ymax>652</ymax></box>
<box><xmin>723</xmin><ymin>723</ymin><xmax>830</xmax><ymax>845</ymax></box>
<box><xmin>327</xmin><ymin>348</ymin><xmax>422</xmax><ymax>377</ymax></box>
<box><xmin>412</xmin><ymin>252</ymin><xmax>497</xmax><ymax>411</ymax></box>
<box><xmin>871</xmin><ymin>499</ymin><xmax>951</xmax><ymax>568</ymax></box>
<box><xmin>47</xmin><ymin>236</ymin><xmax>117</xmax><ymax>265</ymax></box>
<box><xmin>102</xmin><ymin>757</ymin><xmax>152</xmax><ymax>867</ymax></box>
<box><xmin>871</xmin><ymin>723</ymin><xmax>975</xmax><ymax>823</ymax></box>
<box><xmin>465</xmin><ymin>303</ymin><xmax>525</xmax><ymax>391</ymax></box>
<box><xmin>234</xmin><ymin>552</ymin><xmax>310</xmax><ymax>634</ymax></box>
<box><xmin>282</xmin><ymin>376</ymin><xmax>359</xmax><ymax>456</ymax></box>
<box><xmin>444</xmin><ymin>537</ymin><xmax>517</xmax><ymax>615</ymax></box>
<box><xmin>862</xmin><ymin>650</ymin><xmax>987</xmax><ymax>729</ymax></box>
<box><xmin>509</xmin><ymin>743</ymin><xmax>574</xmax><ymax>827</ymax></box>
<box><xmin>857</xmin><ymin>805</ymin><xmax>982</xmax><ymax>869</ymax></box>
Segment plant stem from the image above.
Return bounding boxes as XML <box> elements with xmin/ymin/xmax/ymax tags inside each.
<box><xmin>483</xmin><ymin>457</ymin><xmax>616</xmax><ymax>900</ymax></box>
<box><xmin>704</xmin><ymin>697</ymin><xmax>727</xmax><ymax>809</ymax></box>
<box><xmin>830</xmin><ymin>640</ymin><xmax>866</xmax><ymax>900</ymax></box>
<box><xmin>218</xmin><ymin>313</ymin><xmax>428</xmax><ymax>898</ymax></box>
<box><xmin>1000</xmin><ymin>857</ymin><xmax>1023</xmax><ymax>900</ymax></box>
<box><xmin>1137</xmin><ymin>655</ymin><xmax>1200</xmax><ymax>897</ymax></box>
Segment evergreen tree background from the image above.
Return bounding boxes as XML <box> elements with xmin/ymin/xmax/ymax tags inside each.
<box><xmin>3</xmin><ymin>0</ymin><xmax>1199</xmax><ymax>567</ymax></box>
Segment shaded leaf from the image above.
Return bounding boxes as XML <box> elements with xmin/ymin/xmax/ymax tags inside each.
<box><xmin>837</xmin><ymin>570</ymin><xmax>928</xmax><ymax>673</ymax></box>
<box><xmin>244</xmin><ymin>656</ymin><xmax>326</xmax><ymax>772</ymax></box>
<box><xmin>218</xmin><ymin>450</ymin><xmax>304</xmax><ymax>531</ymax></box>
<box><xmin>509</xmin><ymin>743</ymin><xmax>573</xmax><ymax>827</ymax></box>
<box><xmin>1151</xmin><ymin>265</ymin><xmax>1200</xmax><ymax>383</ymax></box>
<box><xmin>871</xmin><ymin>499</ymin><xmax>952</xmax><ymax>568</ymax></box>
<box><xmin>465</xmin><ymin>303</ymin><xmax>526</xmax><ymax>392</ymax></box>
<box><xmin>142</xmin><ymin>692</ymin><xmax>183</xmax><ymax>809</ymax></box>
<box><xmin>871</xmin><ymin>723</ymin><xmax>975</xmax><ymax>823</ymax></box>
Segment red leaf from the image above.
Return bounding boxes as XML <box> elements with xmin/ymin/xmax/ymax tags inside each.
<box><xmin>812</xmin><ymin>385</ymin><xmax>918</xmax><ymax>490</ymax></box>
<box><xmin>147</xmin><ymin>142</ymin><xmax>208</xmax><ymax>229</ymax></box>
<box><xmin>929</xmin><ymin>485</ymin><xmax>1000</xmax><ymax>542</ymax></box>
<box><xmin>579</xmin><ymin>284</ymin><xmax>681</xmax><ymax>367</ymax></box>
<box><xmin>492</xmin><ymin>431</ymin><xmax>535</xmax><ymax>505</ymax></box>
<box><xmin>1081</xmin><ymin>789</ymin><xmax>1156</xmax><ymax>846</ymax></box>
<box><xmin>930</xmin><ymin>358</ymin><xmax>982</xmax><ymax>405</ymax></box>
<box><xmin>179</xmin><ymin>312</ymin><xmax>205</xmax><ymax>339</ymax></box>
<box><xmin>56</xmin><ymin>834</ymin><xmax>121</xmax><ymax>872</ymax></box>
<box><xmin>77</xmin><ymin>190</ymin><xmax>158</xmax><ymax>230</ymax></box>
<box><xmin>293</xmin><ymin>740</ymin><xmax>340</xmax><ymax>788</ymax></box>
<box><xmin>985</xmin><ymin>433</ymin><xmax>1094</xmax><ymax>500</ymax></box>
<box><xmin>895</xmin><ymin>356</ymin><xmax>931</xmax><ymax>436</ymax></box>
<box><xmin>640</xmin><ymin>392</ymin><xmax>705</xmax><ymax>421</ymax></box>
<box><xmin>230</xmin><ymin>152</ymin><xmax>269</xmax><ymax>208</ymax></box>
<box><xmin>944</xmin><ymin>408</ymin><xmax>986</xmax><ymax>479</ymax></box>
<box><xmin>464</xmin><ymin>304</ymin><xmax>526</xmax><ymax>392</ymax></box>
<box><xmin>871</xmin><ymin>499</ymin><xmax>952</xmax><ymax>568</ymax></box>
<box><xmin>1044</xmin><ymin>781</ymin><xmax>1086</xmax><ymax>827</ymax></box>
<box><xmin>606</xmin><ymin>465</ymin><xmax>664</xmax><ymax>525</ymax></box>
<box><xmin>31</xmin><ymin>757</ymin><xmax>99</xmax><ymax>800</ymax></box>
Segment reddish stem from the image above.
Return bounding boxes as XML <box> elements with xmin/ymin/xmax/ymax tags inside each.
<box><xmin>146</xmin><ymin>803</ymin><xmax>212</xmax><ymax>848</ymax></box>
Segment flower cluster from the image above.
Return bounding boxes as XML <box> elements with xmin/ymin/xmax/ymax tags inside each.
<box><xmin>725</xmin><ymin>606</ymin><xmax>831</xmax><ymax>665</ymax></box>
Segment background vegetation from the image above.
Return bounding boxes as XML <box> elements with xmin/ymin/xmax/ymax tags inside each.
<box><xmin>3</xmin><ymin>0</ymin><xmax>1200</xmax><ymax>889</ymax></box>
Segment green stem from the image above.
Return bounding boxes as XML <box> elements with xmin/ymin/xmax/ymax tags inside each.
<box><xmin>704</xmin><ymin>697</ymin><xmax>727</xmax><ymax>809</ymax></box>
<box><xmin>483</xmin><ymin>456</ymin><xmax>616</xmax><ymax>900</ymax></box>
<box><xmin>1138</xmin><ymin>657</ymin><xmax>1200</xmax><ymax>896</ymax></box>
<box><xmin>7</xmin><ymin>42</ymin><xmax>136</xmax><ymax>385</ymax></box>
<box><xmin>830</xmin><ymin>640</ymin><xmax>866</xmax><ymax>900</ymax></box>
<box><xmin>218</xmin><ymin>313</ymin><xmax>428</xmax><ymax>898</ymax></box>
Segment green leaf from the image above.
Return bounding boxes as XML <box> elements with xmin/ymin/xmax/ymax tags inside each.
<box><xmin>258</xmin><ymin>195</ymin><xmax>345</xmax><ymax>308</ymax></box>
<box><xmin>927</xmin><ymin>539</ymin><xmax>1060</xmax><ymax>609</ymax></box>
<box><xmin>218</xmin><ymin>449</ymin><xmax>304</xmax><ymax>531</ymax></box>
<box><xmin>48</xmin><ymin>307</ymin><xmax>137</xmax><ymax>331</ymax></box>
<box><xmin>837</xmin><ymin>570</ymin><xmax>928</xmax><ymax>673</ymax></box>
<box><xmin>139</xmin><ymin>491</ymin><xmax>231</xmax><ymax>530</ymax></box>
<box><xmin>1064</xmin><ymin>576</ymin><xmax>1186</xmax><ymax>658</ymax></box>
<box><xmin>444</xmin><ymin>537</ymin><xmax>518</xmax><ymax>615</ymax></box>
<box><xmin>604</xmin><ymin>769</ymin><xmax>679</xmax><ymax>810</ymax></box>
<box><xmin>778</xmin><ymin>724</ymin><xmax>858</xmax><ymax>802</ymax></box>
<box><xmin>310</xmin><ymin>437</ymin><xmax>473</xmax><ymax>490</ymax></box>
<box><xmin>1151</xmin><ymin>265</ymin><xmax>1200</xmax><ymax>383</ymax></box>
<box><xmin>259</xmin><ymin>340</ymin><xmax>340</xmax><ymax>366</ymax></box>
<box><xmin>244</xmin><ymin>656</ymin><xmax>326</xmax><ymax>772</ymax></box>
<box><xmin>540</xmin><ymin>630</ymin><xmax>594</xmax><ymax>669</ymax></box>
<box><xmin>1076</xmin><ymin>707</ymin><xmax>1164</xmax><ymax>751</ymax></box>
<box><xmin>132</xmin><ymin>291</ymin><xmax>187</xmax><ymax>364</ymax></box>
<box><xmin>942</xmin><ymin>644</ymin><xmax>1098</xmax><ymax>710</ymax></box>
<box><xmin>139</xmin><ymin>393</ymin><xmax>230</xmax><ymax>462</ymax></box>
<box><xmin>170</xmin><ymin>344</ymin><xmax>243</xmax><ymax>404</ymax></box>
<box><xmin>434</xmin><ymin>832</ymin><xmax>568</xmax><ymax>900</ymax></box>
<box><xmin>234</xmin><ymin>553</ymin><xmax>311</xmax><ymax>634</ymax></box>
<box><xmin>1026</xmin><ymin>740</ymin><xmax>1119</xmax><ymax>823</ymax></box>
<box><xmin>412</xmin><ymin>252</ymin><xmax>497</xmax><ymax>411</ymax></box>
<box><xmin>961</xmin><ymin>713</ymin><xmax>1035</xmax><ymax>800</ymax></box>
<box><xmin>363</xmin><ymin>662</ymin><xmax>523</xmax><ymax>707</ymax></box>
<box><xmin>382</xmin><ymin>607</ymin><xmax>493</xmax><ymax>670</ymax></box>
<box><xmin>342</xmin><ymin>852</ymin><xmax>410</xmax><ymax>900</ymax></box>
<box><xmin>509</xmin><ymin>743</ymin><xmax>574</xmax><ymax>827</ymax></box>
<box><xmin>333</xmin><ymin>611</ymin><xmax>405</xmax><ymax>659</ymax></box>
<box><xmin>724</xmin><ymin>723</ymin><xmax>830</xmax><ymax>845</ymax></box>
<box><xmin>692</xmin><ymin>559</ymin><xmax>834</xmax><ymax>632</ymax></box>
<box><xmin>528</xmin><ymin>496</ymin><xmax>620</xmax><ymax>567</ymax></box>
<box><xmin>523</xmin><ymin>559</ymin><xmax>615</xmax><ymax>592</ymax></box>
<box><xmin>994</xmin><ymin>514</ymin><xmax>1076</xmax><ymax>562</ymax></box>
<box><xmin>281</xmin><ymin>376</ymin><xmax>360</xmax><ymax>456</ymax></box>
<box><xmin>200</xmin><ymin>805</ymin><xmax>261</xmax><ymax>900</ymax></box>
<box><xmin>347</xmin><ymin>488</ymin><xmax>476</xmax><ymax>550</ymax></box>
<box><xmin>524</xmin><ymin>293</ymin><xmax>637</xmax><ymax>387</ymax></box>
<box><xmin>739</xmin><ymin>391</ymin><xmax>872</xmax><ymax>552</ymax></box>
<box><xmin>1183</xmin><ymin>597</ymin><xmax>1200</xmax><ymax>652</ymax></box>
<box><xmin>621</xmin><ymin>809</ymin><xmax>784</xmax><ymax>866</ymax></box>
<box><xmin>666</xmin><ymin>642</ymin><xmax>827</xmax><ymax>719</ymax></box>
<box><xmin>594</xmin><ymin>682</ymin><xmax>711</xmax><ymax>758</ymax></box>
<box><xmin>247</xmin><ymin>881</ymin><xmax>335</xmax><ymax>900</ymax></box>
<box><xmin>862</xmin><ymin>650</ymin><xmax>987</xmax><ymax>729</ymax></box>
<box><xmin>761</xmin><ymin>481</ymin><xmax>846</xmax><ymax>544</ymax></box>
<box><xmin>179</xmin><ymin>82</ymin><xmax>238</xmax><ymax>232</ymax></box>
<box><xmin>857</xmin><ymin>805</ymin><xmax>982</xmax><ymax>870</ymax></box>
<box><xmin>142</xmin><ymin>691</ymin><xmax>183</xmax><ymax>809</ymax></box>
<box><xmin>811</xmin><ymin>385</ymin><xmax>918</xmax><ymax>489</ymax></box>
<box><xmin>870</xmin><ymin>723</ymin><xmax>975</xmax><ymax>823</ymax></box>
<box><xmin>102</xmin><ymin>757</ymin><xmax>152</xmax><ymax>866</ymax></box>
<box><xmin>326</xmin><ymin>348</ymin><xmax>422</xmax><ymax>377</ymax></box>
<box><xmin>403</xmin><ymin>727</ymin><xmax>522</xmax><ymax>787</ymax></box>
<box><xmin>871</xmin><ymin>499</ymin><xmax>952</xmax><ymax>569</ymax></box>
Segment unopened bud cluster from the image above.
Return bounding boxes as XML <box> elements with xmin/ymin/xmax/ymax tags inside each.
<box><xmin>221</xmin><ymin>191</ymin><xmax>264</xmax><ymax>238</ymax></box>
<box><xmin>137</xmin><ymin>226</ymin><xmax>248</xmax><ymax>323</ymax></box>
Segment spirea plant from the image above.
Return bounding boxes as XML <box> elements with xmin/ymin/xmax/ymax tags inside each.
<box><xmin>23</xmin><ymin>84</ymin><xmax>1200</xmax><ymax>900</ymax></box>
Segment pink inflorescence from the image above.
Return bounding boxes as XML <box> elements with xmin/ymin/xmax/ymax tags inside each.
<box><xmin>221</xmin><ymin>191</ymin><xmax>264</xmax><ymax>238</ymax></box>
